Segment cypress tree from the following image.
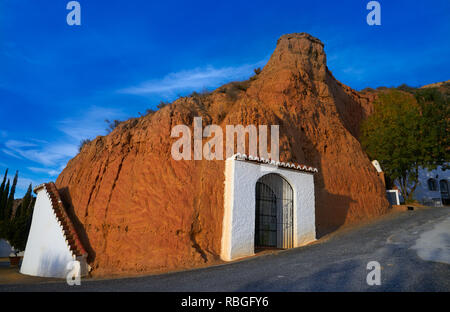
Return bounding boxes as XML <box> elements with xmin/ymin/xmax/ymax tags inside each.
<box><xmin>1</xmin><ymin>179</ymin><xmax>10</xmax><ymax>239</ymax></box>
<box><xmin>0</xmin><ymin>169</ymin><xmax>8</xmax><ymax>220</ymax></box>
<box><xmin>18</xmin><ymin>184</ymin><xmax>33</xmax><ymax>219</ymax></box>
<box><xmin>1</xmin><ymin>180</ymin><xmax>10</xmax><ymax>220</ymax></box>
<box><xmin>0</xmin><ymin>169</ymin><xmax>7</xmax><ymax>193</ymax></box>
<box><xmin>6</xmin><ymin>171</ymin><xmax>18</xmax><ymax>220</ymax></box>
<box><xmin>10</xmin><ymin>184</ymin><xmax>35</xmax><ymax>252</ymax></box>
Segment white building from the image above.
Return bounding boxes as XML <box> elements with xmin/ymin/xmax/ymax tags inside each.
<box><xmin>20</xmin><ymin>182</ymin><xmax>90</xmax><ymax>278</ymax></box>
<box><xmin>371</xmin><ymin>160</ymin><xmax>449</xmax><ymax>207</ymax></box>
<box><xmin>221</xmin><ymin>154</ymin><xmax>317</xmax><ymax>261</ymax></box>
<box><xmin>412</xmin><ymin>165</ymin><xmax>450</xmax><ymax>207</ymax></box>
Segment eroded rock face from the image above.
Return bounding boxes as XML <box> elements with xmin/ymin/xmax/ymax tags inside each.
<box><xmin>56</xmin><ymin>33</ymin><xmax>389</xmax><ymax>276</ymax></box>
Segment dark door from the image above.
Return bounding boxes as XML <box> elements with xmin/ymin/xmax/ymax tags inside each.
<box><xmin>440</xmin><ymin>180</ymin><xmax>449</xmax><ymax>205</ymax></box>
<box><xmin>255</xmin><ymin>174</ymin><xmax>294</xmax><ymax>249</ymax></box>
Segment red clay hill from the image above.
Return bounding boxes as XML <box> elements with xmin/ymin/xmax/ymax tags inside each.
<box><xmin>56</xmin><ymin>33</ymin><xmax>389</xmax><ymax>276</ymax></box>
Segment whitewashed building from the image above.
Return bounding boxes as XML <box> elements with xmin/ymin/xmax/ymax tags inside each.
<box><xmin>20</xmin><ymin>183</ymin><xmax>90</xmax><ymax>278</ymax></box>
<box><xmin>372</xmin><ymin>160</ymin><xmax>449</xmax><ymax>207</ymax></box>
<box><xmin>221</xmin><ymin>154</ymin><xmax>317</xmax><ymax>261</ymax></box>
<box><xmin>412</xmin><ymin>165</ymin><xmax>450</xmax><ymax>207</ymax></box>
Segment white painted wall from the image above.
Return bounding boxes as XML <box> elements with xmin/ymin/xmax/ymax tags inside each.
<box><xmin>410</xmin><ymin>165</ymin><xmax>450</xmax><ymax>206</ymax></box>
<box><xmin>20</xmin><ymin>186</ymin><xmax>75</xmax><ymax>278</ymax></box>
<box><xmin>221</xmin><ymin>158</ymin><xmax>316</xmax><ymax>261</ymax></box>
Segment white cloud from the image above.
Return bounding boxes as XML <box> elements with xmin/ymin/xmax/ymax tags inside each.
<box><xmin>3</xmin><ymin>139</ymin><xmax>77</xmax><ymax>167</ymax></box>
<box><xmin>2</xmin><ymin>148</ymin><xmax>22</xmax><ymax>160</ymax></box>
<box><xmin>57</xmin><ymin>105</ymin><xmax>124</xmax><ymax>142</ymax></box>
<box><xmin>16</xmin><ymin>177</ymin><xmax>41</xmax><ymax>191</ymax></box>
<box><xmin>119</xmin><ymin>61</ymin><xmax>266</xmax><ymax>96</ymax></box>
<box><xmin>27</xmin><ymin>167</ymin><xmax>60</xmax><ymax>177</ymax></box>
<box><xmin>4</xmin><ymin>140</ymin><xmax>36</xmax><ymax>149</ymax></box>
<box><xmin>1</xmin><ymin>105</ymin><xmax>125</xmax><ymax>187</ymax></box>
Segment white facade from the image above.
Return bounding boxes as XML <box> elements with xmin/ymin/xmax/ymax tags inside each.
<box><xmin>20</xmin><ymin>186</ymin><xmax>75</xmax><ymax>278</ymax></box>
<box><xmin>412</xmin><ymin>165</ymin><xmax>450</xmax><ymax>206</ymax></box>
<box><xmin>221</xmin><ymin>155</ymin><xmax>316</xmax><ymax>261</ymax></box>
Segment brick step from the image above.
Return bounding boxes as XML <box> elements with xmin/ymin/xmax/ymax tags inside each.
<box><xmin>62</xmin><ymin>225</ymin><xmax>71</xmax><ymax>234</ymax></box>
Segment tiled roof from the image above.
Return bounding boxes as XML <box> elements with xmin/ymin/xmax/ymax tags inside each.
<box><xmin>34</xmin><ymin>182</ymin><xmax>88</xmax><ymax>258</ymax></box>
<box><xmin>230</xmin><ymin>153</ymin><xmax>318</xmax><ymax>173</ymax></box>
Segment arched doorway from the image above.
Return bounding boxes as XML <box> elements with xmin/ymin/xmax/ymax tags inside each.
<box><xmin>255</xmin><ymin>173</ymin><xmax>294</xmax><ymax>250</ymax></box>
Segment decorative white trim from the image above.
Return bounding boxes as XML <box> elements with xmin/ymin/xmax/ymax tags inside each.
<box><xmin>229</xmin><ymin>153</ymin><xmax>318</xmax><ymax>174</ymax></box>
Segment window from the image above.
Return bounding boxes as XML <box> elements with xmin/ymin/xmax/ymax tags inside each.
<box><xmin>440</xmin><ymin>180</ymin><xmax>449</xmax><ymax>194</ymax></box>
<box><xmin>428</xmin><ymin>178</ymin><xmax>437</xmax><ymax>191</ymax></box>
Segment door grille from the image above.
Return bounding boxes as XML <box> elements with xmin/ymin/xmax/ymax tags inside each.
<box><xmin>255</xmin><ymin>174</ymin><xmax>294</xmax><ymax>249</ymax></box>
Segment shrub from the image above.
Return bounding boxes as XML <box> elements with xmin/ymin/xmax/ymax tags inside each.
<box><xmin>105</xmin><ymin>119</ymin><xmax>122</xmax><ymax>133</ymax></box>
<box><xmin>360</xmin><ymin>87</ymin><xmax>375</xmax><ymax>93</ymax></box>
<box><xmin>396</xmin><ymin>84</ymin><xmax>416</xmax><ymax>94</ymax></box>
<box><xmin>157</xmin><ymin>101</ymin><xmax>170</xmax><ymax>110</ymax></box>
<box><xmin>78</xmin><ymin>139</ymin><xmax>91</xmax><ymax>152</ymax></box>
<box><xmin>145</xmin><ymin>108</ymin><xmax>156</xmax><ymax>115</ymax></box>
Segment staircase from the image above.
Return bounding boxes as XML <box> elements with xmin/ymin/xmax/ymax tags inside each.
<box><xmin>44</xmin><ymin>182</ymin><xmax>88</xmax><ymax>259</ymax></box>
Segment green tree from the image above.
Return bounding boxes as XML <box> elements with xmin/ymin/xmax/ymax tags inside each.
<box><xmin>18</xmin><ymin>184</ymin><xmax>33</xmax><ymax>219</ymax></box>
<box><xmin>0</xmin><ymin>169</ymin><xmax>8</xmax><ymax>220</ymax></box>
<box><xmin>9</xmin><ymin>190</ymin><xmax>35</xmax><ymax>252</ymax></box>
<box><xmin>0</xmin><ymin>178</ymin><xmax>10</xmax><ymax>240</ymax></box>
<box><xmin>414</xmin><ymin>88</ymin><xmax>450</xmax><ymax>168</ymax></box>
<box><xmin>0</xmin><ymin>173</ymin><xmax>36</xmax><ymax>252</ymax></box>
<box><xmin>1</xmin><ymin>179</ymin><xmax>10</xmax><ymax>219</ymax></box>
<box><xmin>361</xmin><ymin>89</ymin><xmax>449</xmax><ymax>202</ymax></box>
<box><xmin>6</xmin><ymin>171</ymin><xmax>18</xmax><ymax>220</ymax></box>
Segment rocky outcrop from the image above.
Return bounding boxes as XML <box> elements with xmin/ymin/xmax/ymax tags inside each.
<box><xmin>56</xmin><ymin>33</ymin><xmax>389</xmax><ymax>276</ymax></box>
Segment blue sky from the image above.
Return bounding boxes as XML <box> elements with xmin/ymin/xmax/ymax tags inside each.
<box><xmin>0</xmin><ymin>0</ymin><xmax>449</xmax><ymax>197</ymax></box>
